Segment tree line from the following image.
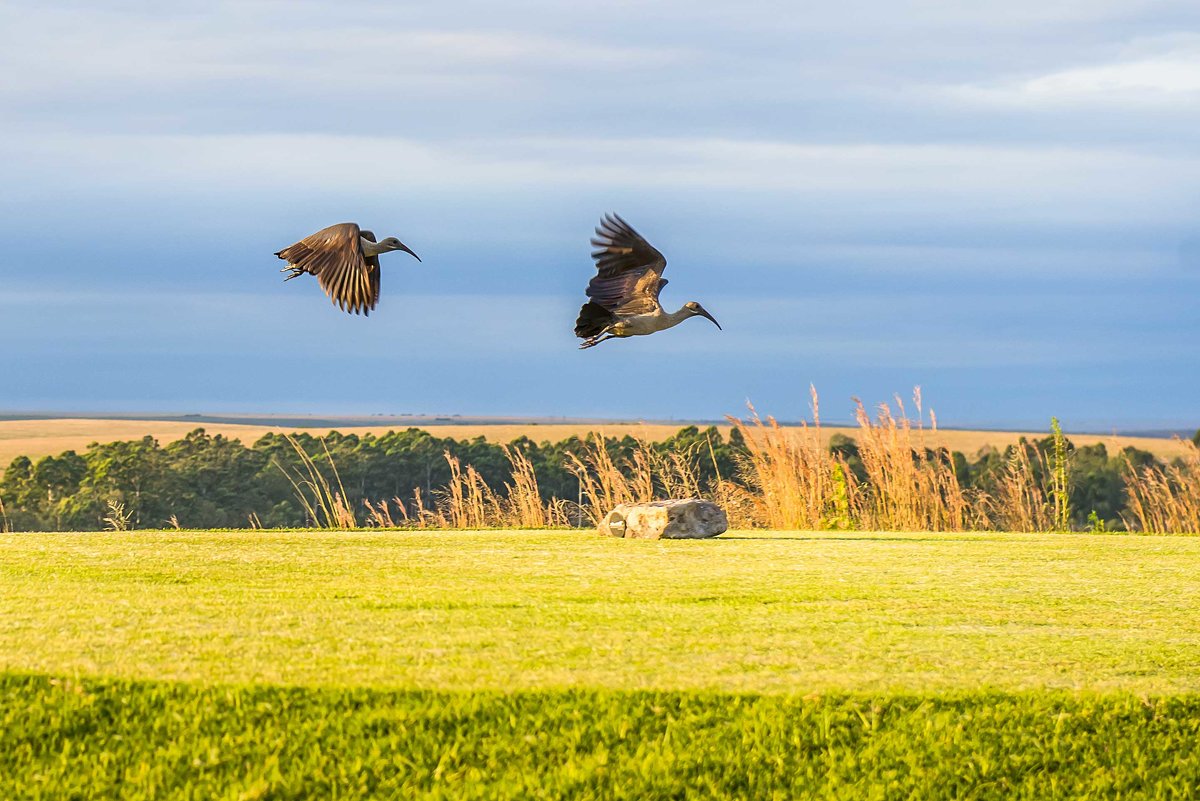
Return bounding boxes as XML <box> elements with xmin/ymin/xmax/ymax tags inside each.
<box><xmin>0</xmin><ymin>425</ymin><xmax>1192</xmax><ymax>532</ymax></box>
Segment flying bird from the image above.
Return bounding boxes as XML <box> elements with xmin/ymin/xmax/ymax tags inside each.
<box><xmin>575</xmin><ymin>214</ymin><xmax>721</xmax><ymax>349</ymax></box>
<box><xmin>275</xmin><ymin>222</ymin><xmax>420</xmax><ymax>316</ymax></box>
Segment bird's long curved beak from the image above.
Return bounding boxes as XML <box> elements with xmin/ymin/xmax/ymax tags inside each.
<box><xmin>698</xmin><ymin>308</ymin><xmax>722</xmax><ymax>330</ymax></box>
<box><xmin>397</xmin><ymin>241</ymin><xmax>421</xmax><ymax>262</ymax></box>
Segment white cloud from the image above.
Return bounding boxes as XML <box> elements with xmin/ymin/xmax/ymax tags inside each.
<box><xmin>1024</xmin><ymin>55</ymin><xmax>1200</xmax><ymax>96</ymax></box>
<box><xmin>950</xmin><ymin>33</ymin><xmax>1200</xmax><ymax>105</ymax></box>
<box><xmin>5</xmin><ymin>133</ymin><xmax>1195</xmax><ymax>230</ymax></box>
<box><xmin>0</xmin><ymin>4</ymin><xmax>687</xmax><ymax>100</ymax></box>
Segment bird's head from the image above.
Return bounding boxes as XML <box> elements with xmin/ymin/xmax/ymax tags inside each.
<box><xmin>381</xmin><ymin>237</ymin><xmax>421</xmax><ymax>262</ymax></box>
<box><xmin>685</xmin><ymin>301</ymin><xmax>721</xmax><ymax>330</ymax></box>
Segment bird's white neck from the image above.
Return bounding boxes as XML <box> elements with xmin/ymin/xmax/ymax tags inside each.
<box><xmin>361</xmin><ymin>237</ymin><xmax>388</xmax><ymax>257</ymax></box>
<box><xmin>663</xmin><ymin>306</ymin><xmax>694</xmax><ymax>329</ymax></box>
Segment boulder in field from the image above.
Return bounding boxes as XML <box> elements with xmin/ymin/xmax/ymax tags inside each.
<box><xmin>598</xmin><ymin>499</ymin><xmax>728</xmax><ymax>540</ymax></box>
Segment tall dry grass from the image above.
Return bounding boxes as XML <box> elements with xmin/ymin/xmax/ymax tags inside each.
<box><xmin>728</xmin><ymin>387</ymin><xmax>1065</xmax><ymax>532</ymax></box>
<box><xmin>729</xmin><ymin>388</ymin><xmax>976</xmax><ymax>531</ymax></box>
<box><xmin>263</xmin><ymin>390</ymin><xmax>1196</xmax><ymax>535</ymax></box>
<box><xmin>440</xmin><ymin>453</ymin><xmax>502</xmax><ymax>528</ymax></box>
<box><xmin>982</xmin><ymin>444</ymin><xmax>1053</xmax><ymax>533</ymax></box>
<box><xmin>564</xmin><ymin>434</ymin><xmax>704</xmax><ymax>525</ymax></box>
<box><xmin>847</xmin><ymin>392</ymin><xmax>973</xmax><ymax>532</ymax></box>
<box><xmin>501</xmin><ymin>445</ymin><xmax>571</xmax><ymax>528</ymax></box>
<box><xmin>1124</xmin><ymin>442</ymin><xmax>1200</xmax><ymax>533</ymax></box>
<box><xmin>274</xmin><ymin>435</ymin><xmax>357</xmax><ymax>529</ymax></box>
<box><xmin>727</xmin><ymin>389</ymin><xmax>834</xmax><ymax>529</ymax></box>
<box><xmin>364</xmin><ymin>487</ymin><xmax>441</xmax><ymax>529</ymax></box>
<box><xmin>563</xmin><ymin>435</ymin><xmax>651</xmax><ymax>523</ymax></box>
<box><xmin>363</xmin><ymin>447</ymin><xmax>569</xmax><ymax>530</ymax></box>
<box><xmin>102</xmin><ymin>499</ymin><xmax>132</xmax><ymax>532</ymax></box>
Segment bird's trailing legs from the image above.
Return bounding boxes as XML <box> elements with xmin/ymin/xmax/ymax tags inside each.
<box><xmin>280</xmin><ymin>265</ymin><xmax>305</xmax><ymax>282</ymax></box>
<box><xmin>579</xmin><ymin>331</ymin><xmax>616</xmax><ymax>349</ymax></box>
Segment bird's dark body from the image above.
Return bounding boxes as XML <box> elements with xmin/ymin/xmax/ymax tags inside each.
<box><xmin>574</xmin><ymin>213</ymin><xmax>720</xmax><ymax>348</ymax></box>
<box><xmin>574</xmin><ymin>214</ymin><xmax>667</xmax><ymax>341</ymax></box>
<box><xmin>574</xmin><ymin>301</ymin><xmax>616</xmax><ymax>338</ymax></box>
<box><xmin>275</xmin><ymin>222</ymin><xmax>380</xmax><ymax>316</ymax></box>
<box><xmin>275</xmin><ymin>222</ymin><xmax>417</xmax><ymax>316</ymax></box>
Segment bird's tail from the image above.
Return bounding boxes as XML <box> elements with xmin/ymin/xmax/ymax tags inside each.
<box><xmin>574</xmin><ymin>302</ymin><xmax>615</xmax><ymax>338</ymax></box>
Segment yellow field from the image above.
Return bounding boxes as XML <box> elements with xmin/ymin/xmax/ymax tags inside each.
<box><xmin>0</xmin><ymin>417</ymin><xmax>1190</xmax><ymax>473</ymax></box>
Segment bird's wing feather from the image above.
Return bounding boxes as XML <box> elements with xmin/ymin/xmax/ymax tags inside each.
<box><xmin>366</xmin><ymin>255</ymin><xmax>381</xmax><ymax>316</ymax></box>
<box><xmin>275</xmin><ymin>222</ymin><xmax>379</xmax><ymax>315</ymax></box>
<box><xmin>585</xmin><ymin>213</ymin><xmax>668</xmax><ymax>315</ymax></box>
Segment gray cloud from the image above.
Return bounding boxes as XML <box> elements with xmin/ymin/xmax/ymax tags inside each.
<box><xmin>1</xmin><ymin>0</ymin><xmax>1198</xmax><ymax>426</ymax></box>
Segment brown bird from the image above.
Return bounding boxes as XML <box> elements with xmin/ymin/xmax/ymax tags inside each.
<box><xmin>575</xmin><ymin>214</ymin><xmax>720</xmax><ymax>349</ymax></box>
<box><xmin>275</xmin><ymin>222</ymin><xmax>420</xmax><ymax>316</ymax></box>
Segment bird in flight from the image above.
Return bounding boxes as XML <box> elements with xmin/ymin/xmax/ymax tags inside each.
<box><xmin>575</xmin><ymin>214</ymin><xmax>721</xmax><ymax>349</ymax></box>
<box><xmin>275</xmin><ymin>222</ymin><xmax>420</xmax><ymax>316</ymax></box>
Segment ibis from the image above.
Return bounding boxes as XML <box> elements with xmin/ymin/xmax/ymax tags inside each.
<box><xmin>575</xmin><ymin>214</ymin><xmax>720</xmax><ymax>349</ymax></box>
<box><xmin>275</xmin><ymin>222</ymin><xmax>420</xmax><ymax>316</ymax></box>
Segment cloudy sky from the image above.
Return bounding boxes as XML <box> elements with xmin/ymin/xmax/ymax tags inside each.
<box><xmin>1</xmin><ymin>1</ymin><xmax>1198</xmax><ymax>429</ymax></box>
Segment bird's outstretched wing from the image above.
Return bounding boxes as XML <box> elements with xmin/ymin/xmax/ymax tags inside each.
<box><xmin>275</xmin><ymin>222</ymin><xmax>380</xmax><ymax>316</ymax></box>
<box><xmin>585</xmin><ymin>213</ymin><xmax>668</xmax><ymax>316</ymax></box>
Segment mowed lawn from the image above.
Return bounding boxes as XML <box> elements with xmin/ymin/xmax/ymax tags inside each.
<box><xmin>4</xmin><ymin>530</ymin><xmax>1200</xmax><ymax>693</ymax></box>
<box><xmin>4</xmin><ymin>530</ymin><xmax>1200</xmax><ymax>799</ymax></box>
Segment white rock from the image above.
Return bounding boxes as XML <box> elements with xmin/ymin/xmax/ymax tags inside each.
<box><xmin>598</xmin><ymin>499</ymin><xmax>728</xmax><ymax>539</ymax></box>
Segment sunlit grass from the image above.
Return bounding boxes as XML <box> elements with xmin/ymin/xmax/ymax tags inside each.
<box><xmin>3</xmin><ymin>530</ymin><xmax>1199</xmax><ymax>694</ymax></box>
<box><xmin>5</xmin><ymin>529</ymin><xmax>1200</xmax><ymax>798</ymax></box>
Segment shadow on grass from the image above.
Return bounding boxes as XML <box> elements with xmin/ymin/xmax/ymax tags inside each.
<box><xmin>4</xmin><ymin>672</ymin><xmax>1200</xmax><ymax>800</ymax></box>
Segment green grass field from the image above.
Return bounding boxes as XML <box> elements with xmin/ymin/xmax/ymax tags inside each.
<box><xmin>3</xmin><ymin>530</ymin><xmax>1200</xmax><ymax>798</ymax></box>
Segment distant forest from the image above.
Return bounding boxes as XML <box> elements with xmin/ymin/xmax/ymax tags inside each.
<box><xmin>2</xmin><ymin>425</ymin><xmax>1198</xmax><ymax>533</ymax></box>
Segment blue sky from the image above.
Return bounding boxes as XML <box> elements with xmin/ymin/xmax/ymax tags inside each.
<box><xmin>1</xmin><ymin>1</ymin><xmax>1198</xmax><ymax>429</ymax></box>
